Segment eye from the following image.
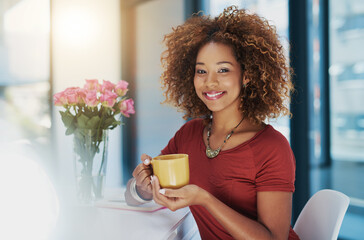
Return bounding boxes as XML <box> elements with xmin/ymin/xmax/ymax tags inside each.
<box><xmin>196</xmin><ymin>69</ymin><xmax>207</xmax><ymax>74</ymax></box>
<box><xmin>218</xmin><ymin>68</ymin><xmax>229</xmax><ymax>73</ymax></box>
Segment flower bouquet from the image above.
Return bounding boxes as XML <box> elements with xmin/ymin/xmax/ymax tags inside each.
<box><xmin>54</xmin><ymin>79</ymin><xmax>135</xmax><ymax>203</ymax></box>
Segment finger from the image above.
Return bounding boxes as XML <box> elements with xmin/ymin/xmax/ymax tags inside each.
<box><xmin>152</xmin><ymin>177</ymin><xmax>184</xmax><ymax>211</ymax></box>
<box><xmin>146</xmin><ymin>176</ymin><xmax>153</xmax><ymax>192</ymax></box>
<box><xmin>140</xmin><ymin>173</ymin><xmax>153</xmax><ymax>188</ymax></box>
<box><xmin>141</xmin><ymin>154</ymin><xmax>152</xmax><ymax>165</ymax></box>
<box><xmin>160</xmin><ymin>188</ymin><xmax>181</xmax><ymax>198</ymax></box>
<box><xmin>136</xmin><ymin>166</ymin><xmax>152</xmax><ymax>178</ymax></box>
<box><xmin>151</xmin><ymin>176</ymin><xmax>162</xmax><ymax>205</ymax></box>
<box><xmin>132</xmin><ymin>163</ymin><xmax>152</xmax><ymax>178</ymax></box>
<box><xmin>152</xmin><ymin>176</ymin><xmax>177</xmax><ymax>198</ymax></box>
<box><xmin>132</xmin><ymin>163</ymin><xmax>144</xmax><ymax>178</ymax></box>
<box><xmin>135</xmin><ymin>168</ymin><xmax>153</xmax><ymax>186</ymax></box>
<box><xmin>151</xmin><ymin>175</ymin><xmax>161</xmax><ymax>197</ymax></box>
<box><xmin>151</xmin><ymin>176</ymin><xmax>169</xmax><ymax>206</ymax></box>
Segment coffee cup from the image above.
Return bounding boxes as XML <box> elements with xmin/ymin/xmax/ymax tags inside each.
<box><xmin>151</xmin><ymin>154</ymin><xmax>189</xmax><ymax>189</ymax></box>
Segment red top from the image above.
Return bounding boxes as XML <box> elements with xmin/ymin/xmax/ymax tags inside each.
<box><xmin>161</xmin><ymin>119</ymin><xmax>300</xmax><ymax>240</ymax></box>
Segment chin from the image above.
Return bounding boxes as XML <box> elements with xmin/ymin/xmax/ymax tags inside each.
<box><xmin>205</xmin><ymin>105</ymin><xmax>224</xmax><ymax>113</ymax></box>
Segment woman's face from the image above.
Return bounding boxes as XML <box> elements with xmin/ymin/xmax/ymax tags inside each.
<box><xmin>194</xmin><ymin>42</ymin><xmax>243</xmax><ymax>114</ymax></box>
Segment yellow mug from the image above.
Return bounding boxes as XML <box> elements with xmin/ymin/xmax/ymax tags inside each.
<box><xmin>151</xmin><ymin>154</ymin><xmax>189</xmax><ymax>189</ymax></box>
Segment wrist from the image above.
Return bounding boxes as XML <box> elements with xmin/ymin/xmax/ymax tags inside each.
<box><xmin>197</xmin><ymin>188</ymin><xmax>212</xmax><ymax>208</ymax></box>
<box><xmin>130</xmin><ymin>178</ymin><xmax>152</xmax><ymax>203</ymax></box>
<box><xmin>135</xmin><ymin>184</ymin><xmax>153</xmax><ymax>200</ymax></box>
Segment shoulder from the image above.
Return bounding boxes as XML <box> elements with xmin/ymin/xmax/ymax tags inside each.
<box><xmin>161</xmin><ymin>118</ymin><xmax>204</xmax><ymax>155</ymax></box>
<box><xmin>170</xmin><ymin>118</ymin><xmax>205</xmax><ymax>143</ymax></box>
<box><xmin>253</xmin><ymin>125</ymin><xmax>290</xmax><ymax>149</ymax></box>
<box><xmin>261</xmin><ymin>124</ymin><xmax>289</xmax><ymax>147</ymax></box>
<box><xmin>250</xmin><ymin>125</ymin><xmax>294</xmax><ymax>163</ymax></box>
<box><xmin>253</xmin><ymin>125</ymin><xmax>296</xmax><ymax>192</ymax></box>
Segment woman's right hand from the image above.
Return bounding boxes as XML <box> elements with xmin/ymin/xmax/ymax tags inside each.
<box><xmin>132</xmin><ymin>153</ymin><xmax>153</xmax><ymax>200</ymax></box>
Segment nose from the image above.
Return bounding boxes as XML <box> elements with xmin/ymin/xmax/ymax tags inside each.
<box><xmin>206</xmin><ymin>72</ymin><xmax>218</xmax><ymax>87</ymax></box>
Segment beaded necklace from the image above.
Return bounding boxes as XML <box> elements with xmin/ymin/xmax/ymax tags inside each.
<box><xmin>205</xmin><ymin>117</ymin><xmax>245</xmax><ymax>158</ymax></box>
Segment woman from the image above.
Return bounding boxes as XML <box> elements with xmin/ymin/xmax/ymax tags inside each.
<box><xmin>125</xmin><ymin>6</ymin><xmax>299</xmax><ymax>240</ymax></box>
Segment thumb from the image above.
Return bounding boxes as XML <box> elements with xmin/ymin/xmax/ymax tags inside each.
<box><xmin>161</xmin><ymin>188</ymin><xmax>183</xmax><ymax>198</ymax></box>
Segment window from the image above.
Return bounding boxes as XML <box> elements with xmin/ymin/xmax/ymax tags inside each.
<box><xmin>0</xmin><ymin>0</ymin><xmax>51</xmax><ymax>168</ymax></box>
<box><xmin>328</xmin><ymin>0</ymin><xmax>364</xmax><ymax>238</ymax></box>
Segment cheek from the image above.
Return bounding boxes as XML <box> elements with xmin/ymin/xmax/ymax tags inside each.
<box><xmin>193</xmin><ymin>77</ymin><xmax>201</xmax><ymax>90</ymax></box>
<box><xmin>230</xmin><ymin>77</ymin><xmax>243</xmax><ymax>90</ymax></box>
<box><xmin>226</xmin><ymin>79</ymin><xmax>243</xmax><ymax>97</ymax></box>
<box><xmin>220</xmin><ymin>78</ymin><xmax>242</xmax><ymax>91</ymax></box>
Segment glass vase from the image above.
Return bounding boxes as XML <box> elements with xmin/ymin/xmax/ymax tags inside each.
<box><xmin>73</xmin><ymin>128</ymin><xmax>109</xmax><ymax>204</ymax></box>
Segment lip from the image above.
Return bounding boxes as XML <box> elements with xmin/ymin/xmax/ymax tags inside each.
<box><xmin>203</xmin><ymin>91</ymin><xmax>226</xmax><ymax>100</ymax></box>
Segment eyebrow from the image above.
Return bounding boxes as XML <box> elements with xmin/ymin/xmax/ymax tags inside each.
<box><xmin>195</xmin><ymin>61</ymin><xmax>234</xmax><ymax>65</ymax></box>
<box><xmin>217</xmin><ymin>61</ymin><xmax>233</xmax><ymax>65</ymax></box>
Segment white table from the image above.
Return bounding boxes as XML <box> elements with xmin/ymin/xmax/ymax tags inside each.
<box><xmin>49</xmin><ymin>188</ymin><xmax>199</xmax><ymax>240</ymax></box>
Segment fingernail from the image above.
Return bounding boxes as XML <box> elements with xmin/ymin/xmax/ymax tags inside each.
<box><xmin>144</xmin><ymin>159</ymin><xmax>150</xmax><ymax>165</ymax></box>
<box><xmin>159</xmin><ymin>189</ymin><xmax>165</xmax><ymax>195</ymax></box>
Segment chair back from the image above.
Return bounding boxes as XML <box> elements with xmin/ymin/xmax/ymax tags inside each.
<box><xmin>293</xmin><ymin>189</ymin><xmax>350</xmax><ymax>240</ymax></box>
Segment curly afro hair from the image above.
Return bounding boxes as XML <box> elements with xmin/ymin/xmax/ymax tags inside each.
<box><xmin>160</xmin><ymin>6</ymin><xmax>293</xmax><ymax>124</ymax></box>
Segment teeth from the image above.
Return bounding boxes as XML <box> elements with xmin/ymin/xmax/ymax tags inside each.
<box><xmin>206</xmin><ymin>92</ymin><xmax>224</xmax><ymax>97</ymax></box>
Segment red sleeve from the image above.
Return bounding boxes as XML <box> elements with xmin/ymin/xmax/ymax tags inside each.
<box><xmin>254</xmin><ymin>128</ymin><xmax>296</xmax><ymax>192</ymax></box>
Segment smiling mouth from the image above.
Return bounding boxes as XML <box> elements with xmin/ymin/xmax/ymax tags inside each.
<box><xmin>206</xmin><ymin>92</ymin><xmax>223</xmax><ymax>97</ymax></box>
<box><xmin>203</xmin><ymin>91</ymin><xmax>226</xmax><ymax>100</ymax></box>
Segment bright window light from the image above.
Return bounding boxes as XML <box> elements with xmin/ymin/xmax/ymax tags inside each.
<box><xmin>54</xmin><ymin>7</ymin><xmax>98</xmax><ymax>47</ymax></box>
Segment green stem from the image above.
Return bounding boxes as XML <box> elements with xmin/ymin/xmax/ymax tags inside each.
<box><xmin>98</xmin><ymin>138</ymin><xmax>106</xmax><ymax>175</ymax></box>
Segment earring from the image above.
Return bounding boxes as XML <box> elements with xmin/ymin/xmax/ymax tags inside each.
<box><xmin>241</xmin><ymin>82</ymin><xmax>248</xmax><ymax>101</ymax></box>
<box><xmin>240</xmin><ymin>94</ymin><xmax>244</xmax><ymax>109</ymax></box>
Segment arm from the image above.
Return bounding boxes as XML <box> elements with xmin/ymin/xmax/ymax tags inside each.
<box><xmin>151</xmin><ymin>176</ymin><xmax>292</xmax><ymax>240</ymax></box>
<box><xmin>124</xmin><ymin>154</ymin><xmax>154</xmax><ymax>206</ymax></box>
<box><xmin>202</xmin><ymin>190</ymin><xmax>292</xmax><ymax>240</ymax></box>
<box><xmin>124</xmin><ymin>178</ymin><xmax>152</xmax><ymax>206</ymax></box>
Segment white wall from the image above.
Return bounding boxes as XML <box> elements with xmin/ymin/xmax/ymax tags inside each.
<box><xmin>135</xmin><ymin>0</ymin><xmax>185</xmax><ymax>159</ymax></box>
<box><xmin>52</xmin><ymin>0</ymin><xmax>122</xmax><ymax>188</ymax></box>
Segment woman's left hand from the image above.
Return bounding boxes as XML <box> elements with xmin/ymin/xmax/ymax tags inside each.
<box><xmin>151</xmin><ymin>175</ymin><xmax>207</xmax><ymax>211</ymax></box>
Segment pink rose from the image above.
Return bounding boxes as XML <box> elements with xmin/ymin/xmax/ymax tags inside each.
<box><xmin>100</xmin><ymin>90</ymin><xmax>118</xmax><ymax>108</ymax></box>
<box><xmin>63</xmin><ymin>87</ymin><xmax>81</xmax><ymax>105</ymax></box>
<box><xmin>101</xmin><ymin>80</ymin><xmax>116</xmax><ymax>93</ymax></box>
<box><xmin>115</xmin><ymin>80</ymin><xmax>129</xmax><ymax>97</ymax></box>
<box><xmin>84</xmin><ymin>90</ymin><xmax>99</xmax><ymax>107</ymax></box>
<box><xmin>119</xmin><ymin>99</ymin><xmax>135</xmax><ymax>117</ymax></box>
<box><xmin>53</xmin><ymin>91</ymin><xmax>67</xmax><ymax>106</ymax></box>
<box><xmin>84</xmin><ymin>79</ymin><xmax>100</xmax><ymax>91</ymax></box>
<box><xmin>76</xmin><ymin>88</ymin><xmax>87</xmax><ymax>104</ymax></box>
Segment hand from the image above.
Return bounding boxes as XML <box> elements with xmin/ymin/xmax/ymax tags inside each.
<box><xmin>132</xmin><ymin>153</ymin><xmax>153</xmax><ymax>200</ymax></box>
<box><xmin>151</xmin><ymin>175</ymin><xmax>208</xmax><ymax>211</ymax></box>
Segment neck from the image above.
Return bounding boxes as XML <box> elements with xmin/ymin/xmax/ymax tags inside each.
<box><xmin>211</xmin><ymin>111</ymin><xmax>244</xmax><ymax>133</ymax></box>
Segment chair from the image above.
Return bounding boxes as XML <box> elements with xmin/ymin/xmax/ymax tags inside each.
<box><xmin>293</xmin><ymin>189</ymin><xmax>350</xmax><ymax>240</ymax></box>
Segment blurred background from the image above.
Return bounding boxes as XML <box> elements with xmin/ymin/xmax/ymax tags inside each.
<box><xmin>0</xmin><ymin>0</ymin><xmax>363</xmax><ymax>239</ymax></box>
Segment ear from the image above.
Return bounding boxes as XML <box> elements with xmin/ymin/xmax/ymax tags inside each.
<box><xmin>242</xmin><ymin>74</ymin><xmax>250</xmax><ymax>86</ymax></box>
